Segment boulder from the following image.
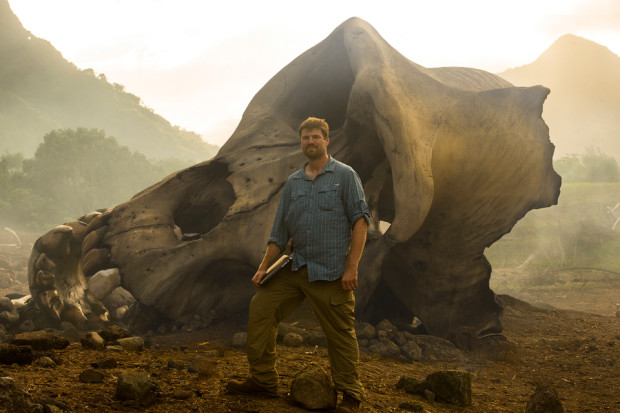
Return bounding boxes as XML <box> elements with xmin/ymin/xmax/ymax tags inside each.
<box><xmin>115</xmin><ymin>372</ymin><xmax>158</xmax><ymax>406</ymax></box>
<box><xmin>425</xmin><ymin>370</ymin><xmax>472</xmax><ymax>407</ymax></box>
<box><xmin>87</xmin><ymin>268</ymin><xmax>121</xmax><ymax>300</ymax></box>
<box><xmin>79</xmin><ymin>369</ymin><xmax>105</xmax><ymax>383</ymax></box>
<box><xmin>11</xmin><ymin>330</ymin><xmax>70</xmax><ymax>350</ymax></box>
<box><xmin>0</xmin><ymin>344</ymin><xmax>34</xmax><ymax>365</ymax></box>
<box><xmin>81</xmin><ymin>332</ymin><xmax>105</xmax><ymax>350</ymax></box>
<box><xmin>525</xmin><ymin>384</ymin><xmax>564</xmax><ymax>413</ymax></box>
<box><xmin>0</xmin><ymin>376</ymin><xmax>43</xmax><ymax>412</ymax></box>
<box><xmin>290</xmin><ymin>366</ymin><xmax>337</xmax><ymax>410</ymax></box>
<box><xmin>117</xmin><ymin>337</ymin><xmax>144</xmax><ymax>352</ymax></box>
<box><xmin>283</xmin><ymin>332</ymin><xmax>304</xmax><ymax>347</ymax></box>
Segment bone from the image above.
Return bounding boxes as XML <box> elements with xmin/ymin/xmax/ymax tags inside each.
<box><xmin>36</xmin><ymin>225</ymin><xmax>73</xmax><ymax>258</ymax></box>
<box><xmin>87</xmin><ymin>268</ymin><xmax>121</xmax><ymax>300</ymax></box>
<box><xmin>26</xmin><ymin>17</ymin><xmax>560</xmax><ymax>338</ymax></box>
<box><xmin>82</xmin><ymin>248</ymin><xmax>111</xmax><ymax>278</ymax></box>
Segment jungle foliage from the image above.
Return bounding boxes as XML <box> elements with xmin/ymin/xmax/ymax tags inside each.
<box><xmin>0</xmin><ymin>128</ymin><xmax>191</xmax><ymax>230</ymax></box>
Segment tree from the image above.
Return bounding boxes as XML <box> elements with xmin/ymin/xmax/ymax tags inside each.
<box><xmin>1</xmin><ymin>128</ymin><xmax>191</xmax><ymax>229</ymax></box>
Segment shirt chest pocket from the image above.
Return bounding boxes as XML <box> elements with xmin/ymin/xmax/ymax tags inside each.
<box><xmin>318</xmin><ymin>184</ymin><xmax>341</xmax><ymax>211</ymax></box>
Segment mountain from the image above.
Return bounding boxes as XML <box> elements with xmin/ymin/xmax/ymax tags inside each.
<box><xmin>0</xmin><ymin>1</ymin><xmax>218</xmax><ymax>161</ymax></box>
<box><xmin>499</xmin><ymin>34</ymin><xmax>620</xmax><ymax>160</ymax></box>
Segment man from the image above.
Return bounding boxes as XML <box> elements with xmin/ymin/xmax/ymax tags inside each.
<box><xmin>227</xmin><ymin>117</ymin><xmax>370</xmax><ymax>413</ymax></box>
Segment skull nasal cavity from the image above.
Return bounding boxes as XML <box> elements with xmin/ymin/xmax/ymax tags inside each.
<box><xmin>172</xmin><ymin>161</ymin><xmax>235</xmax><ymax>235</ymax></box>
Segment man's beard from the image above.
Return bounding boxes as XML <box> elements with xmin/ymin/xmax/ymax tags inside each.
<box><xmin>303</xmin><ymin>145</ymin><xmax>325</xmax><ymax>159</ymax></box>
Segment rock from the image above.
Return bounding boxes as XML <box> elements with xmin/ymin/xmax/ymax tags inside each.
<box><xmin>11</xmin><ymin>331</ymin><xmax>70</xmax><ymax>350</ymax></box>
<box><xmin>79</xmin><ymin>369</ymin><xmax>105</xmax><ymax>383</ymax></box>
<box><xmin>283</xmin><ymin>332</ymin><xmax>304</xmax><ymax>347</ymax></box>
<box><xmin>290</xmin><ymin>366</ymin><xmax>337</xmax><ymax>410</ymax></box>
<box><xmin>34</xmin><ymin>356</ymin><xmax>56</xmax><ymax>368</ymax></box>
<box><xmin>98</xmin><ymin>325</ymin><xmax>130</xmax><ymax>343</ymax></box>
<box><xmin>425</xmin><ymin>370</ymin><xmax>471</xmax><ymax>406</ymax></box>
<box><xmin>376</xmin><ymin>319</ymin><xmax>396</xmax><ymax>333</ymax></box>
<box><xmin>59</xmin><ymin>322</ymin><xmax>81</xmax><ymax>343</ymax></box>
<box><xmin>117</xmin><ymin>337</ymin><xmax>144</xmax><ymax>352</ymax></box>
<box><xmin>377</xmin><ymin>337</ymin><xmax>401</xmax><ymax>358</ymax></box>
<box><xmin>0</xmin><ymin>297</ymin><xmax>19</xmax><ymax>327</ymax></box>
<box><xmin>87</xmin><ymin>268</ymin><xmax>121</xmax><ymax>300</ymax></box>
<box><xmin>389</xmin><ymin>330</ymin><xmax>408</xmax><ymax>347</ymax></box>
<box><xmin>172</xmin><ymin>389</ymin><xmax>193</xmax><ymax>400</ymax></box>
<box><xmin>401</xmin><ymin>341</ymin><xmax>423</xmax><ymax>361</ymax></box>
<box><xmin>0</xmin><ymin>344</ymin><xmax>34</xmax><ymax>365</ymax></box>
<box><xmin>306</xmin><ymin>330</ymin><xmax>328</xmax><ymax>347</ymax></box>
<box><xmin>396</xmin><ymin>376</ymin><xmax>427</xmax><ymax>394</ymax></box>
<box><xmin>477</xmin><ymin>334</ymin><xmax>515</xmax><ymax>360</ymax></box>
<box><xmin>188</xmin><ymin>356</ymin><xmax>217</xmax><ymax>377</ymax></box>
<box><xmin>447</xmin><ymin>326</ymin><xmax>478</xmax><ymax>351</ymax></box>
<box><xmin>91</xmin><ymin>356</ymin><xmax>117</xmax><ymax>369</ymax></box>
<box><xmin>410</xmin><ymin>336</ymin><xmax>464</xmax><ymax>362</ymax></box>
<box><xmin>424</xmin><ymin>389</ymin><xmax>436</xmax><ymax>402</ymax></box>
<box><xmin>355</xmin><ymin>322</ymin><xmax>376</xmax><ymax>340</ymax></box>
<box><xmin>81</xmin><ymin>332</ymin><xmax>105</xmax><ymax>350</ymax></box>
<box><xmin>277</xmin><ymin>323</ymin><xmax>311</xmax><ymax>342</ymax></box>
<box><xmin>525</xmin><ymin>384</ymin><xmax>564</xmax><ymax>413</ymax></box>
<box><xmin>101</xmin><ymin>287</ymin><xmax>135</xmax><ymax>314</ymax></box>
<box><xmin>115</xmin><ymin>372</ymin><xmax>158</xmax><ymax>406</ymax></box>
<box><xmin>398</xmin><ymin>400</ymin><xmax>425</xmax><ymax>412</ymax></box>
<box><xmin>0</xmin><ymin>376</ymin><xmax>44</xmax><ymax>412</ymax></box>
<box><xmin>231</xmin><ymin>332</ymin><xmax>246</xmax><ymax>348</ymax></box>
<box><xmin>18</xmin><ymin>319</ymin><xmax>36</xmax><ymax>332</ymax></box>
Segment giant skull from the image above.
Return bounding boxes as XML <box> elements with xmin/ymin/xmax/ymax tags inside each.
<box><xmin>28</xmin><ymin>18</ymin><xmax>560</xmax><ymax>338</ymax></box>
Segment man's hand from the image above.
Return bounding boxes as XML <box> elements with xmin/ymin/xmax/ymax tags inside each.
<box><xmin>251</xmin><ymin>269</ymin><xmax>267</xmax><ymax>288</ymax></box>
<box><xmin>252</xmin><ymin>242</ymin><xmax>282</xmax><ymax>289</ymax></box>
<box><xmin>341</xmin><ymin>267</ymin><xmax>358</xmax><ymax>291</ymax></box>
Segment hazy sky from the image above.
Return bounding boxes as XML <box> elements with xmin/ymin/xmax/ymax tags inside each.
<box><xmin>8</xmin><ymin>0</ymin><xmax>620</xmax><ymax>146</ymax></box>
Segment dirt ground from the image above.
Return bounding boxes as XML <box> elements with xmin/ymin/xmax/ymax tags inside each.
<box><xmin>1</xmin><ymin>241</ymin><xmax>619</xmax><ymax>412</ymax></box>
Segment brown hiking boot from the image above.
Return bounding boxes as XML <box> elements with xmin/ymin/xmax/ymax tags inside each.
<box><xmin>334</xmin><ymin>393</ymin><xmax>361</xmax><ymax>413</ymax></box>
<box><xmin>226</xmin><ymin>378</ymin><xmax>278</xmax><ymax>398</ymax></box>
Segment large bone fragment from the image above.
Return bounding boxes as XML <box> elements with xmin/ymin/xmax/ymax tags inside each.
<box><xmin>28</xmin><ymin>18</ymin><xmax>560</xmax><ymax>337</ymax></box>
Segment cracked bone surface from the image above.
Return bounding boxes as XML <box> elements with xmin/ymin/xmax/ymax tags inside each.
<box><xmin>28</xmin><ymin>18</ymin><xmax>560</xmax><ymax>337</ymax></box>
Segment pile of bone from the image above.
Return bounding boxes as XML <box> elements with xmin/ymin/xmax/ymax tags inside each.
<box><xmin>233</xmin><ymin>318</ymin><xmax>513</xmax><ymax>362</ymax></box>
<box><xmin>28</xmin><ymin>210</ymin><xmax>136</xmax><ymax>329</ymax></box>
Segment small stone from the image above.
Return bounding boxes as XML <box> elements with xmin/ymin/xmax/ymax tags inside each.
<box><xmin>18</xmin><ymin>320</ymin><xmax>36</xmax><ymax>332</ymax></box>
<box><xmin>525</xmin><ymin>384</ymin><xmax>564</xmax><ymax>413</ymax></box>
<box><xmin>79</xmin><ymin>369</ymin><xmax>105</xmax><ymax>383</ymax></box>
<box><xmin>283</xmin><ymin>333</ymin><xmax>304</xmax><ymax>347</ymax></box>
<box><xmin>115</xmin><ymin>372</ymin><xmax>158</xmax><ymax>406</ymax></box>
<box><xmin>396</xmin><ymin>376</ymin><xmax>427</xmax><ymax>394</ymax></box>
<box><xmin>117</xmin><ymin>337</ymin><xmax>144</xmax><ymax>352</ymax></box>
<box><xmin>398</xmin><ymin>400</ymin><xmax>425</xmax><ymax>412</ymax></box>
<box><xmin>81</xmin><ymin>332</ymin><xmax>105</xmax><ymax>350</ymax></box>
<box><xmin>188</xmin><ymin>356</ymin><xmax>217</xmax><ymax>377</ymax></box>
<box><xmin>173</xmin><ymin>389</ymin><xmax>193</xmax><ymax>400</ymax></box>
<box><xmin>231</xmin><ymin>332</ymin><xmax>246</xmax><ymax>348</ymax></box>
<box><xmin>91</xmin><ymin>356</ymin><xmax>117</xmax><ymax>369</ymax></box>
<box><xmin>34</xmin><ymin>356</ymin><xmax>56</xmax><ymax>368</ymax></box>
<box><xmin>424</xmin><ymin>389</ymin><xmax>435</xmax><ymax>402</ymax></box>
<box><xmin>98</xmin><ymin>325</ymin><xmax>130</xmax><ymax>343</ymax></box>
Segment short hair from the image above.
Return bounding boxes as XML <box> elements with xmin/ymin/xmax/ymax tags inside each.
<box><xmin>298</xmin><ymin>117</ymin><xmax>329</xmax><ymax>139</ymax></box>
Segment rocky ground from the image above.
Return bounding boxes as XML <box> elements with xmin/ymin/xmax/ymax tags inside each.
<box><xmin>1</xmin><ymin>238</ymin><xmax>619</xmax><ymax>412</ymax></box>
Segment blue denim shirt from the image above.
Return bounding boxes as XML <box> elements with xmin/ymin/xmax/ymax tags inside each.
<box><xmin>268</xmin><ymin>156</ymin><xmax>370</xmax><ymax>282</ymax></box>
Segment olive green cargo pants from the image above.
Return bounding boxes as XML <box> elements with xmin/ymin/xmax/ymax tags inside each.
<box><xmin>246</xmin><ymin>264</ymin><xmax>364</xmax><ymax>401</ymax></box>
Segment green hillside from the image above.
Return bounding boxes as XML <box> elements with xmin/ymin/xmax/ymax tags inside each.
<box><xmin>0</xmin><ymin>0</ymin><xmax>218</xmax><ymax>162</ymax></box>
